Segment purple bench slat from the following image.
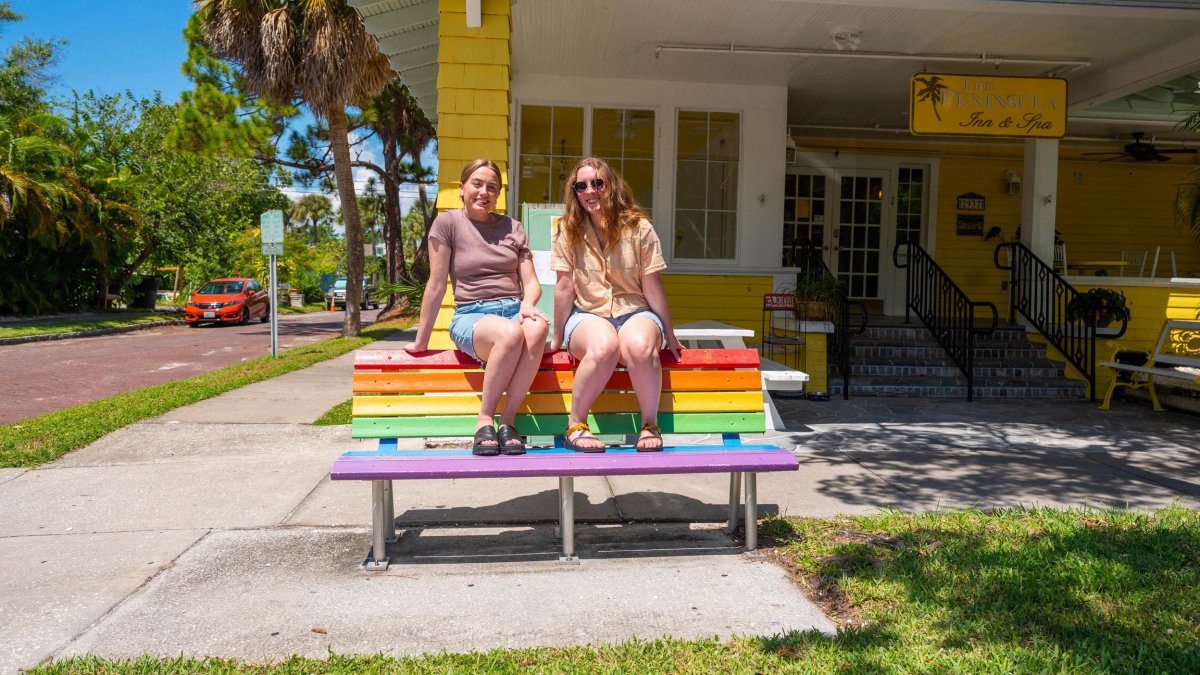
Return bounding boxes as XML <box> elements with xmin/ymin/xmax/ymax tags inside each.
<box><xmin>331</xmin><ymin>449</ymin><xmax>798</xmax><ymax>480</ymax></box>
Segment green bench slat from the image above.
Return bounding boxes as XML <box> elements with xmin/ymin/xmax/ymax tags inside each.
<box><xmin>351</xmin><ymin>412</ymin><xmax>766</xmax><ymax>438</ymax></box>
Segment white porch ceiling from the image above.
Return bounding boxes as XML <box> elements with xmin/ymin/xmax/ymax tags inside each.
<box><xmin>511</xmin><ymin>0</ymin><xmax>1200</xmax><ymax>143</ymax></box>
<box><xmin>349</xmin><ymin>0</ymin><xmax>440</xmax><ymax>122</ymax></box>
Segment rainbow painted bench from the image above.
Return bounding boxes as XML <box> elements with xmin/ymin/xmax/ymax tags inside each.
<box><xmin>331</xmin><ymin>347</ymin><xmax>799</xmax><ymax>570</ymax></box>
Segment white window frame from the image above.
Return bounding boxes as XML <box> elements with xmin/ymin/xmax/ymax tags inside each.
<box><xmin>670</xmin><ymin>108</ymin><xmax>743</xmax><ymax>264</ymax></box>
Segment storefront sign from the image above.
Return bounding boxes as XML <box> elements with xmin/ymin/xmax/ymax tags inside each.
<box><xmin>956</xmin><ymin>192</ymin><xmax>986</xmax><ymax>210</ymax></box>
<box><xmin>910</xmin><ymin>74</ymin><xmax>1066</xmax><ymax>139</ymax></box>
<box><xmin>956</xmin><ymin>214</ymin><xmax>984</xmax><ymax>236</ymax></box>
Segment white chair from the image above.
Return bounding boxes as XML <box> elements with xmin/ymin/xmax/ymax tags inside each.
<box><xmin>1119</xmin><ymin>250</ymin><xmax>1147</xmax><ymax>277</ymax></box>
<box><xmin>1170</xmin><ymin>251</ymin><xmax>1178</xmax><ymax>278</ymax></box>
<box><xmin>1148</xmin><ymin>246</ymin><xmax>1160</xmax><ymax>277</ymax></box>
<box><xmin>1053</xmin><ymin>242</ymin><xmax>1067</xmax><ymax>275</ymax></box>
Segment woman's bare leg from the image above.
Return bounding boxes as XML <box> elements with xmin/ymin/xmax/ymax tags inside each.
<box><xmin>498</xmin><ymin>318</ymin><xmax>549</xmax><ymax>431</ymax></box>
<box><xmin>566</xmin><ymin>317</ymin><xmax>619</xmax><ymax>450</ymax></box>
<box><xmin>472</xmin><ymin>316</ymin><xmax>524</xmax><ymax>440</ymax></box>
<box><xmin>618</xmin><ymin>316</ymin><xmax>663</xmax><ymax>449</ymax></box>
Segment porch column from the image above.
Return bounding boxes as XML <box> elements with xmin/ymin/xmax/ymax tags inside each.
<box><xmin>1020</xmin><ymin>139</ymin><xmax>1058</xmax><ymax>264</ymax></box>
<box><xmin>436</xmin><ymin>0</ymin><xmax>512</xmax><ymax>212</ymax></box>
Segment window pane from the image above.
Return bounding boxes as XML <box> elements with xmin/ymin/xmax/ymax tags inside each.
<box><xmin>710</xmin><ymin>112</ymin><xmax>739</xmax><ymax>161</ymax></box>
<box><xmin>591</xmin><ymin>108</ymin><xmax>623</xmax><ymax>158</ymax></box>
<box><xmin>674</xmin><ymin>210</ymin><xmax>706</xmax><ymax>258</ymax></box>
<box><xmin>707</xmin><ymin>162</ymin><xmax>737</xmax><ymax>211</ymax></box>
<box><xmin>623</xmin><ymin>109</ymin><xmax>655</xmax><ymax>159</ymax></box>
<box><xmin>553</xmin><ymin>106</ymin><xmax>584</xmax><ymax>157</ymax></box>
<box><xmin>518</xmin><ymin>154</ymin><xmax>552</xmax><ymax>206</ymax></box>
<box><xmin>520</xmin><ymin>105</ymin><xmax>551</xmax><ymax>155</ymax></box>
<box><xmin>677</xmin><ymin>111</ymin><xmax>708</xmax><ymax>160</ymax></box>
<box><xmin>676</xmin><ymin>160</ymin><xmax>706</xmax><ymax>206</ymax></box>
<box><xmin>712</xmin><ymin>211</ymin><xmax>737</xmax><ymax>259</ymax></box>
<box><xmin>623</xmin><ymin>159</ymin><xmax>654</xmax><ymax>211</ymax></box>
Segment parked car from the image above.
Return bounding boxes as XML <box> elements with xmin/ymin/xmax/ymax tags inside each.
<box><xmin>184</xmin><ymin>276</ymin><xmax>270</xmax><ymax>327</ymax></box>
<box><xmin>326</xmin><ymin>277</ymin><xmax>379</xmax><ymax>310</ymax></box>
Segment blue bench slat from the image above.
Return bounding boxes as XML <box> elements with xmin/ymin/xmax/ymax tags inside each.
<box><xmin>331</xmin><ymin>449</ymin><xmax>798</xmax><ymax>480</ymax></box>
<box><xmin>338</xmin><ymin>443</ymin><xmax>787</xmax><ymax>458</ymax></box>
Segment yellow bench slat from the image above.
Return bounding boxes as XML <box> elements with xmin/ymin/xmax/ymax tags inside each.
<box><xmin>352</xmin><ymin>369</ymin><xmax>762</xmax><ymax>394</ymax></box>
<box><xmin>352</xmin><ymin>391</ymin><xmax>763</xmax><ymax>417</ymax></box>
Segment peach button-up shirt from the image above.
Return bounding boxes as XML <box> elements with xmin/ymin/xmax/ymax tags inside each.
<box><xmin>550</xmin><ymin>218</ymin><xmax>667</xmax><ymax>318</ymax></box>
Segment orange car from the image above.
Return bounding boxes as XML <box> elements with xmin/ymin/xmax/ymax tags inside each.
<box><xmin>184</xmin><ymin>276</ymin><xmax>270</xmax><ymax>327</ymax></box>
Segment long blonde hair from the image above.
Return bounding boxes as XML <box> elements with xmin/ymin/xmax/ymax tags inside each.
<box><xmin>557</xmin><ymin>157</ymin><xmax>648</xmax><ymax>254</ymax></box>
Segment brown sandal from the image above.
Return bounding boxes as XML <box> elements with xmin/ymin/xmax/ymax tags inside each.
<box><xmin>564</xmin><ymin>422</ymin><xmax>605</xmax><ymax>453</ymax></box>
<box><xmin>636</xmin><ymin>422</ymin><xmax>663</xmax><ymax>452</ymax></box>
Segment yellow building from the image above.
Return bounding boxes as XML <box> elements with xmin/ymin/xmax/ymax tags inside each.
<box><xmin>350</xmin><ymin>0</ymin><xmax>1200</xmax><ymax>400</ymax></box>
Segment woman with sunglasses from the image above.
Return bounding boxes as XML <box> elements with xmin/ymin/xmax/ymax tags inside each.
<box><xmin>405</xmin><ymin>159</ymin><xmax>549</xmax><ymax>456</ymax></box>
<box><xmin>549</xmin><ymin>158</ymin><xmax>683</xmax><ymax>452</ymax></box>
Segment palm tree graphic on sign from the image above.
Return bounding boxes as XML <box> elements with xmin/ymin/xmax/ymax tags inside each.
<box><xmin>914</xmin><ymin>76</ymin><xmax>949</xmax><ymax>122</ymax></box>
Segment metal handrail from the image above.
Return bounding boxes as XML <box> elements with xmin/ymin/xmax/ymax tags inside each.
<box><xmin>994</xmin><ymin>242</ymin><xmax>1127</xmax><ymax>401</ymax></box>
<box><xmin>794</xmin><ymin>243</ymin><xmax>865</xmax><ymax>399</ymax></box>
<box><xmin>894</xmin><ymin>242</ymin><xmax>998</xmax><ymax>401</ymax></box>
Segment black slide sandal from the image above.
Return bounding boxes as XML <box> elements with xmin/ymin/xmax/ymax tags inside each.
<box><xmin>497</xmin><ymin>424</ymin><xmax>526</xmax><ymax>455</ymax></box>
<box><xmin>472</xmin><ymin>425</ymin><xmax>500</xmax><ymax>456</ymax></box>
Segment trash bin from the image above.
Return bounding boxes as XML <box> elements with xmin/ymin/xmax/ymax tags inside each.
<box><xmin>130</xmin><ymin>274</ymin><xmax>160</xmax><ymax>309</ymax></box>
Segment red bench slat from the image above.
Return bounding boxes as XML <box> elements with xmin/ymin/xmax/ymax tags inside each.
<box><xmin>355</xmin><ymin>348</ymin><xmax>760</xmax><ymax>371</ymax></box>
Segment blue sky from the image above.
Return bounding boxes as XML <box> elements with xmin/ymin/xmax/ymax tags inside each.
<box><xmin>5</xmin><ymin>0</ymin><xmax>436</xmax><ymax>211</ymax></box>
<box><xmin>8</xmin><ymin>0</ymin><xmax>193</xmax><ymax>102</ymax></box>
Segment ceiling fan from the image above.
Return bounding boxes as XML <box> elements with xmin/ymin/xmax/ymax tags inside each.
<box><xmin>1082</xmin><ymin>132</ymin><xmax>1198</xmax><ymax>163</ymax></box>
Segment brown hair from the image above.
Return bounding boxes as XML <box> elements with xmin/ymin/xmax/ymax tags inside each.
<box><xmin>459</xmin><ymin>159</ymin><xmax>502</xmax><ymax>185</ymax></box>
<box><xmin>557</xmin><ymin>157</ymin><xmax>648</xmax><ymax>254</ymax></box>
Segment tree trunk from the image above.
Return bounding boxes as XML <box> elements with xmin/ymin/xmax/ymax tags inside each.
<box><xmin>381</xmin><ymin>135</ymin><xmax>404</xmax><ymax>304</ymax></box>
<box><xmin>409</xmin><ymin>153</ymin><xmax>436</xmax><ymax>285</ymax></box>
<box><xmin>327</xmin><ymin>107</ymin><xmax>363</xmax><ymax>336</ymax></box>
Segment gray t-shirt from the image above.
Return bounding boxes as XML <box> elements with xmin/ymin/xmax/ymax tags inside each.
<box><xmin>427</xmin><ymin>208</ymin><xmax>532</xmax><ymax>303</ymax></box>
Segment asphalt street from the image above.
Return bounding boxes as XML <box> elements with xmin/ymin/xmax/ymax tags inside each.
<box><xmin>0</xmin><ymin>308</ymin><xmax>380</xmax><ymax>424</ymax></box>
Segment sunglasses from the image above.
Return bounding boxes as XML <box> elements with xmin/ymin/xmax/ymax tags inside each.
<box><xmin>572</xmin><ymin>178</ymin><xmax>606</xmax><ymax>193</ymax></box>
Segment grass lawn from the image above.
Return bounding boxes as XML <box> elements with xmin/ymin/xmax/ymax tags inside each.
<box><xmin>0</xmin><ymin>310</ymin><xmax>179</xmax><ymax>339</ymax></box>
<box><xmin>0</xmin><ymin>317</ymin><xmax>414</xmax><ymax>467</ymax></box>
<box><xmin>28</xmin><ymin>507</ymin><xmax>1200</xmax><ymax>673</ymax></box>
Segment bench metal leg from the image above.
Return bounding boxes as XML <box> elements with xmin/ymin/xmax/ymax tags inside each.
<box><xmin>365</xmin><ymin>480</ymin><xmax>390</xmax><ymax>571</ymax></box>
<box><xmin>744</xmin><ymin>473</ymin><xmax>758</xmax><ymax>551</ymax></box>
<box><xmin>559</xmin><ymin>476</ymin><xmax>578</xmax><ymax>564</ymax></box>
<box><xmin>726</xmin><ymin>472</ymin><xmax>742</xmax><ymax>533</ymax></box>
<box><xmin>382</xmin><ymin>480</ymin><xmax>396</xmax><ymax>543</ymax></box>
<box><xmin>1147</xmin><ymin>377</ymin><xmax>1165</xmax><ymax>412</ymax></box>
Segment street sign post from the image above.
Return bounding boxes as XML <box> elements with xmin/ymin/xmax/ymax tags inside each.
<box><xmin>260</xmin><ymin>210</ymin><xmax>285</xmax><ymax>357</ymax></box>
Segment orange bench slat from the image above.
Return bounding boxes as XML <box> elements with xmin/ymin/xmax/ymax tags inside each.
<box><xmin>352</xmin><ymin>369</ymin><xmax>762</xmax><ymax>394</ymax></box>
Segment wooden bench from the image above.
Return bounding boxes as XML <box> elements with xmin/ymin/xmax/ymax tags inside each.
<box><xmin>1100</xmin><ymin>320</ymin><xmax>1200</xmax><ymax>411</ymax></box>
<box><xmin>330</xmin><ymin>347</ymin><xmax>800</xmax><ymax>570</ymax></box>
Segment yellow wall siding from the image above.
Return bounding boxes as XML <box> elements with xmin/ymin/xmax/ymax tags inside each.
<box><xmin>661</xmin><ymin>274</ymin><xmax>774</xmax><ymax>334</ymax></box>
<box><xmin>931</xmin><ymin>156</ymin><xmax>1200</xmax><ymax>306</ymax></box>
<box><xmin>436</xmin><ymin>0</ymin><xmax>512</xmax><ymax>213</ymax></box>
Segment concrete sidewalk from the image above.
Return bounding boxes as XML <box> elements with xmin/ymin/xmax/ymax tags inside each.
<box><xmin>2</xmin><ymin>331</ymin><xmax>1199</xmax><ymax>671</ymax></box>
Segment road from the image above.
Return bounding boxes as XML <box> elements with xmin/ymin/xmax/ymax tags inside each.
<box><xmin>0</xmin><ymin>309</ymin><xmax>382</xmax><ymax>425</ymax></box>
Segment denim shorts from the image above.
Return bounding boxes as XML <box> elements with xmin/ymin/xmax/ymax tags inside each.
<box><xmin>449</xmin><ymin>297</ymin><xmax>521</xmax><ymax>362</ymax></box>
<box><xmin>562</xmin><ymin>307</ymin><xmax>665</xmax><ymax>352</ymax></box>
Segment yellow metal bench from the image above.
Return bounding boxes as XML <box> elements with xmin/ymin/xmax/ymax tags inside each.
<box><xmin>1100</xmin><ymin>320</ymin><xmax>1200</xmax><ymax>411</ymax></box>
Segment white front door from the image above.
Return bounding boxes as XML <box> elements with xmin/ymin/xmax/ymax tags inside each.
<box><xmin>833</xmin><ymin>170</ymin><xmax>890</xmax><ymax>301</ymax></box>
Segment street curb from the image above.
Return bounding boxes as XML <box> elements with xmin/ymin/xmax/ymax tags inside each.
<box><xmin>0</xmin><ymin>320</ymin><xmax>185</xmax><ymax>346</ymax></box>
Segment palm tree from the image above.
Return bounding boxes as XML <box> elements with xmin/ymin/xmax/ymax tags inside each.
<box><xmin>1175</xmin><ymin>109</ymin><xmax>1200</xmax><ymax>244</ymax></box>
<box><xmin>195</xmin><ymin>0</ymin><xmax>391</xmax><ymax>335</ymax></box>
<box><xmin>287</xmin><ymin>192</ymin><xmax>332</xmax><ymax>247</ymax></box>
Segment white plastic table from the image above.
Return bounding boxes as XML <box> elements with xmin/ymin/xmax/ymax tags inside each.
<box><xmin>674</xmin><ymin>320</ymin><xmax>810</xmax><ymax>431</ymax></box>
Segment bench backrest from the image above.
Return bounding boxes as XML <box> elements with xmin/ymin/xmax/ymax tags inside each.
<box><xmin>1151</xmin><ymin>320</ymin><xmax>1200</xmax><ymax>369</ymax></box>
<box><xmin>351</xmin><ymin>348</ymin><xmax>766</xmax><ymax>439</ymax></box>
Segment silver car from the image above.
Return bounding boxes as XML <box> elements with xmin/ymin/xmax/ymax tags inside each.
<box><xmin>326</xmin><ymin>277</ymin><xmax>379</xmax><ymax>310</ymax></box>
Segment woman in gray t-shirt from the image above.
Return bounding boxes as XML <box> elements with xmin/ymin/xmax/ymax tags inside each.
<box><xmin>405</xmin><ymin>159</ymin><xmax>548</xmax><ymax>456</ymax></box>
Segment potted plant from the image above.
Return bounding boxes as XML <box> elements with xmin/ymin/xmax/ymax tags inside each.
<box><xmin>1066</xmin><ymin>287</ymin><xmax>1131</xmax><ymax>327</ymax></box>
<box><xmin>793</xmin><ymin>274</ymin><xmax>843</xmax><ymax>321</ymax></box>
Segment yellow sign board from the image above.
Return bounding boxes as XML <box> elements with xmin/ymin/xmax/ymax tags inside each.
<box><xmin>909</xmin><ymin>74</ymin><xmax>1067</xmax><ymax>138</ymax></box>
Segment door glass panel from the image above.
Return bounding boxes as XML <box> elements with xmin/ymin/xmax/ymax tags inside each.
<box><xmin>782</xmin><ymin>171</ymin><xmax>827</xmax><ymax>269</ymax></box>
<box><xmin>838</xmin><ymin>173</ymin><xmax>885</xmax><ymax>300</ymax></box>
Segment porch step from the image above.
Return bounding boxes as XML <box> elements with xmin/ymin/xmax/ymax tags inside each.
<box><xmin>831</xmin><ymin>322</ymin><xmax>1085</xmax><ymax>399</ymax></box>
<box><xmin>835</xmin><ymin>357</ymin><xmax>1065</xmax><ymax>379</ymax></box>
<box><xmin>828</xmin><ymin>377</ymin><xmax>1086</xmax><ymax>399</ymax></box>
